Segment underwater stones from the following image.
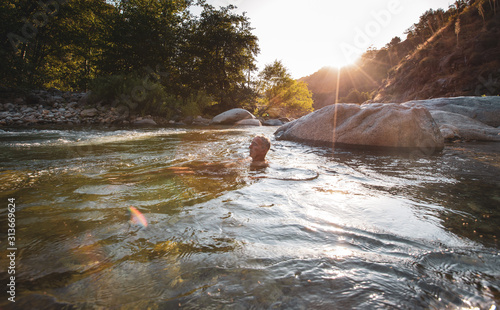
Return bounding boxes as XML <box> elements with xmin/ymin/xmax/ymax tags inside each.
<box><xmin>275</xmin><ymin>103</ymin><xmax>444</xmax><ymax>152</ymax></box>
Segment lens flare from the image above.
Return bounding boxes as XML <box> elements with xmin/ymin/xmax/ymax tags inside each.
<box><xmin>128</xmin><ymin>206</ymin><xmax>148</xmax><ymax>228</ymax></box>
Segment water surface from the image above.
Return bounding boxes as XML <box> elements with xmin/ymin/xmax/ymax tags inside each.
<box><xmin>0</xmin><ymin>126</ymin><xmax>499</xmax><ymax>309</ymax></box>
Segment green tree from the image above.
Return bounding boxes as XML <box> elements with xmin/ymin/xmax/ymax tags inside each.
<box><xmin>1</xmin><ymin>0</ymin><xmax>115</xmax><ymax>91</ymax></box>
<box><xmin>339</xmin><ymin>88</ymin><xmax>371</xmax><ymax>104</ymax></box>
<box><xmin>191</xmin><ymin>4</ymin><xmax>259</xmax><ymax>112</ymax></box>
<box><xmin>100</xmin><ymin>0</ymin><xmax>191</xmax><ymax>73</ymax></box>
<box><xmin>254</xmin><ymin>60</ymin><xmax>313</xmax><ymax>118</ymax></box>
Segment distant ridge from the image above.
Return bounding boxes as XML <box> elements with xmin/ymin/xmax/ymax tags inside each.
<box><xmin>300</xmin><ymin>0</ymin><xmax>500</xmax><ymax>107</ymax></box>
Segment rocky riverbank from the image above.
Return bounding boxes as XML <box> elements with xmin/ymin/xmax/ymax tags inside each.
<box><xmin>0</xmin><ymin>90</ymin><xmax>292</xmax><ymax>128</ymax></box>
<box><xmin>0</xmin><ymin>89</ymin><xmax>163</xmax><ymax>127</ymax></box>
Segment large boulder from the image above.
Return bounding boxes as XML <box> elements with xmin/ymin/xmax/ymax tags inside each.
<box><xmin>211</xmin><ymin>108</ymin><xmax>255</xmax><ymax>125</ymax></box>
<box><xmin>402</xmin><ymin>96</ymin><xmax>500</xmax><ymax>127</ymax></box>
<box><xmin>429</xmin><ymin>110</ymin><xmax>500</xmax><ymax>141</ymax></box>
<box><xmin>275</xmin><ymin>103</ymin><xmax>444</xmax><ymax>151</ymax></box>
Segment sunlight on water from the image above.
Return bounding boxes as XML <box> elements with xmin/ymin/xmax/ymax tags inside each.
<box><xmin>0</xmin><ymin>127</ymin><xmax>499</xmax><ymax>309</ymax></box>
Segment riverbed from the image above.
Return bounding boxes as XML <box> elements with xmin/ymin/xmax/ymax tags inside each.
<box><xmin>0</xmin><ymin>126</ymin><xmax>499</xmax><ymax>309</ymax></box>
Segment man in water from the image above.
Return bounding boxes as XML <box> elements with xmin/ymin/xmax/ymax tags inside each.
<box><xmin>249</xmin><ymin>135</ymin><xmax>271</xmax><ymax>167</ymax></box>
<box><xmin>107</xmin><ymin>135</ymin><xmax>271</xmax><ymax>183</ymax></box>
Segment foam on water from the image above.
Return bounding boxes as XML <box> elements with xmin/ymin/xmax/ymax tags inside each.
<box><xmin>0</xmin><ymin>128</ymin><xmax>188</xmax><ymax>148</ymax></box>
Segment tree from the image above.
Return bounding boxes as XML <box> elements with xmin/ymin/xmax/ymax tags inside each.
<box><xmin>1</xmin><ymin>0</ymin><xmax>115</xmax><ymax>91</ymax></box>
<box><xmin>191</xmin><ymin>4</ymin><xmax>260</xmax><ymax>112</ymax></box>
<box><xmin>1</xmin><ymin>0</ymin><xmax>261</xmax><ymax>118</ymax></box>
<box><xmin>339</xmin><ymin>88</ymin><xmax>371</xmax><ymax>104</ymax></box>
<box><xmin>254</xmin><ymin>60</ymin><xmax>313</xmax><ymax>118</ymax></box>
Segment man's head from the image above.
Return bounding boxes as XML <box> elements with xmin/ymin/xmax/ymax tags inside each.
<box><xmin>249</xmin><ymin>135</ymin><xmax>271</xmax><ymax>162</ymax></box>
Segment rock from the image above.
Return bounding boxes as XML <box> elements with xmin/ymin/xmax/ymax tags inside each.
<box><xmin>67</xmin><ymin>102</ymin><xmax>78</xmax><ymax>108</ymax></box>
<box><xmin>114</xmin><ymin>105</ymin><xmax>129</xmax><ymax>119</ymax></box>
<box><xmin>402</xmin><ymin>96</ymin><xmax>500</xmax><ymax>127</ymax></box>
<box><xmin>263</xmin><ymin>119</ymin><xmax>284</xmax><ymax>126</ymax></box>
<box><xmin>211</xmin><ymin>108</ymin><xmax>255</xmax><ymax>125</ymax></box>
<box><xmin>133</xmin><ymin>118</ymin><xmax>157</xmax><ymax>126</ymax></box>
<box><xmin>183</xmin><ymin>116</ymin><xmax>194</xmax><ymax>125</ymax></box>
<box><xmin>26</xmin><ymin>94</ymin><xmax>40</xmax><ymax>105</ymax></box>
<box><xmin>235</xmin><ymin>119</ymin><xmax>261</xmax><ymax>126</ymax></box>
<box><xmin>25</xmin><ymin>116</ymin><xmax>38</xmax><ymax>123</ymax></box>
<box><xmin>192</xmin><ymin>116</ymin><xmax>210</xmax><ymax>126</ymax></box>
<box><xmin>4</xmin><ymin>103</ymin><xmax>15</xmax><ymax>111</ymax></box>
<box><xmin>78</xmin><ymin>91</ymin><xmax>91</xmax><ymax>106</ymax></box>
<box><xmin>53</xmin><ymin>95</ymin><xmax>64</xmax><ymax>103</ymax></box>
<box><xmin>275</xmin><ymin>103</ymin><xmax>444</xmax><ymax>151</ymax></box>
<box><xmin>430</xmin><ymin>110</ymin><xmax>500</xmax><ymax>141</ymax></box>
<box><xmin>80</xmin><ymin>108</ymin><xmax>98</xmax><ymax>118</ymax></box>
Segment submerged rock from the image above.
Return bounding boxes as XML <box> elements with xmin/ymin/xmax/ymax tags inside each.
<box><xmin>211</xmin><ymin>108</ymin><xmax>255</xmax><ymax>125</ymax></box>
<box><xmin>402</xmin><ymin>96</ymin><xmax>500</xmax><ymax>127</ymax></box>
<box><xmin>275</xmin><ymin>103</ymin><xmax>444</xmax><ymax>152</ymax></box>
<box><xmin>430</xmin><ymin>110</ymin><xmax>500</xmax><ymax>141</ymax></box>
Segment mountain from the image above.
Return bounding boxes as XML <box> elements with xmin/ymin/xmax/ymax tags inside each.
<box><xmin>301</xmin><ymin>0</ymin><xmax>500</xmax><ymax>107</ymax></box>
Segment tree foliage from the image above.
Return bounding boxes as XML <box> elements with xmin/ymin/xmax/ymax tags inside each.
<box><xmin>1</xmin><ymin>0</ymin><xmax>260</xmax><ymax>116</ymax></box>
<box><xmin>253</xmin><ymin>60</ymin><xmax>313</xmax><ymax>118</ymax></box>
<box><xmin>339</xmin><ymin>89</ymin><xmax>371</xmax><ymax>104</ymax></box>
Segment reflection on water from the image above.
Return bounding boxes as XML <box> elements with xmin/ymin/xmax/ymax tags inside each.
<box><xmin>0</xmin><ymin>127</ymin><xmax>499</xmax><ymax>309</ymax></box>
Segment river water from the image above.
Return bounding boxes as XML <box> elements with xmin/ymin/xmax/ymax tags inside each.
<box><xmin>0</xmin><ymin>126</ymin><xmax>499</xmax><ymax>309</ymax></box>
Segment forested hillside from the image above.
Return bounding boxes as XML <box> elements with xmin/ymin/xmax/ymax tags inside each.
<box><xmin>301</xmin><ymin>0</ymin><xmax>500</xmax><ymax>108</ymax></box>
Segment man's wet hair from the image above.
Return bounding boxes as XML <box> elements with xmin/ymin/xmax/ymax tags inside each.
<box><xmin>254</xmin><ymin>135</ymin><xmax>271</xmax><ymax>151</ymax></box>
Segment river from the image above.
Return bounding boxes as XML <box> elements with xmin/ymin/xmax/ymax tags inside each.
<box><xmin>0</xmin><ymin>126</ymin><xmax>499</xmax><ymax>309</ymax></box>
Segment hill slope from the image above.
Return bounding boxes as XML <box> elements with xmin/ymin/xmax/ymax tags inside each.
<box><xmin>375</xmin><ymin>1</ymin><xmax>500</xmax><ymax>102</ymax></box>
<box><xmin>302</xmin><ymin>0</ymin><xmax>500</xmax><ymax>107</ymax></box>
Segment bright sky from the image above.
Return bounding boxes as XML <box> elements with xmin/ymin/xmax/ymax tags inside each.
<box><xmin>204</xmin><ymin>0</ymin><xmax>454</xmax><ymax>78</ymax></box>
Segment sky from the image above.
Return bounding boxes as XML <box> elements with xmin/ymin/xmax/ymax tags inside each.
<box><xmin>203</xmin><ymin>0</ymin><xmax>454</xmax><ymax>78</ymax></box>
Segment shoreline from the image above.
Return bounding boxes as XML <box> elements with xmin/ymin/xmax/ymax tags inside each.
<box><xmin>0</xmin><ymin>90</ymin><xmax>212</xmax><ymax>129</ymax></box>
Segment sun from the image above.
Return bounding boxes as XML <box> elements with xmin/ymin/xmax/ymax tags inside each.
<box><xmin>328</xmin><ymin>45</ymin><xmax>364</xmax><ymax>69</ymax></box>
